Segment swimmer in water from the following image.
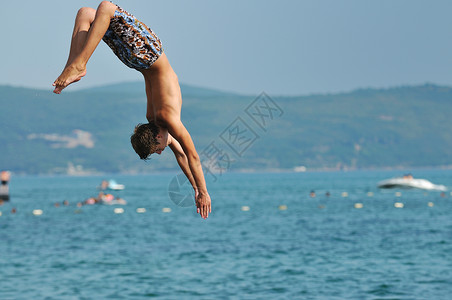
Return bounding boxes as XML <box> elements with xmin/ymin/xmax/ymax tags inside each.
<box><xmin>53</xmin><ymin>1</ymin><xmax>211</xmax><ymax>218</ymax></box>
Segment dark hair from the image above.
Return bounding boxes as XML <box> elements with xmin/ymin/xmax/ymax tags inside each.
<box><xmin>130</xmin><ymin>121</ymin><xmax>160</xmax><ymax>160</ymax></box>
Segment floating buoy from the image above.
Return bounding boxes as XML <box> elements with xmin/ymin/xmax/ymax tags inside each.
<box><xmin>136</xmin><ymin>208</ymin><xmax>146</xmax><ymax>213</ymax></box>
<box><xmin>395</xmin><ymin>192</ymin><xmax>402</xmax><ymax>197</ymax></box>
<box><xmin>241</xmin><ymin>206</ymin><xmax>250</xmax><ymax>211</ymax></box>
<box><xmin>367</xmin><ymin>192</ymin><xmax>374</xmax><ymax>197</ymax></box>
<box><xmin>394</xmin><ymin>202</ymin><xmax>404</xmax><ymax>208</ymax></box>
<box><xmin>428</xmin><ymin>202</ymin><xmax>434</xmax><ymax>207</ymax></box>
<box><xmin>114</xmin><ymin>208</ymin><xmax>124</xmax><ymax>214</ymax></box>
<box><xmin>341</xmin><ymin>192</ymin><xmax>348</xmax><ymax>198</ymax></box>
<box><xmin>278</xmin><ymin>205</ymin><xmax>288</xmax><ymax>211</ymax></box>
<box><xmin>0</xmin><ymin>211</ymin><xmax>2</xmax><ymax>216</ymax></box>
<box><xmin>33</xmin><ymin>209</ymin><xmax>43</xmax><ymax>216</ymax></box>
<box><xmin>162</xmin><ymin>207</ymin><xmax>172</xmax><ymax>213</ymax></box>
<box><xmin>354</xmin><ymin>203</ymin><xmax>363</xmax><ymax>209</ymax></box>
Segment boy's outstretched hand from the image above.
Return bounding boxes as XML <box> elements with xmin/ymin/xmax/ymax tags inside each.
<box><xmin>196</xmin><ymin>191</ymin><xmax>211</xmax><ymax>219</ymax></box>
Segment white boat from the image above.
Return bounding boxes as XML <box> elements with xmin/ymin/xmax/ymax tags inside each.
<box><xmin>378</xmin><ymin>175</ymin><xmax>447</xmax><ymax>191</ymax></box>
<box><xmin>108</xmin><ymin>180</ymin><xmax>125</xmax><ymax>191</ymax></box>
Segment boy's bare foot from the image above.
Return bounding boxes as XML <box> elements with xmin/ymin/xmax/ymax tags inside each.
<box><xmin>52</xmin><ymin>64</ymin><xmax>87</xmax><ymax>94</ymax></box>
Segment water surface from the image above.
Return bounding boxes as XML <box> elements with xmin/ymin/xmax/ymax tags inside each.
<box><xmin>1</xmin><ymin>170</ymin><xmax>451</xmax><ymax>299</ymax></box>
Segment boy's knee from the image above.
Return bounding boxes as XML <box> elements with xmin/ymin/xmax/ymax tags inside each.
<box><xmin>77</xmin><ymin>7</ymin><xmax>95</xmax><ymax>19</ymax></box>
<box><xmin>97</xmin><ymin>1</ymin><xmax>117</xmax><ymax>14</ymax></box>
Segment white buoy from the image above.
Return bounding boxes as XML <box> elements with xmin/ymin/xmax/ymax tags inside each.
<box><xmin>428</xmin><ymin>202</ymin><xmax>434</xmax><ymax>207</ymax></box>
<box><xmin>395</xmin><ymin>192</ymin><xmax>402</xmax><ymax>197</ymax></box>
<box><xmin>114</xmin><ymin>208</ymin><xmax>124</xmax><ymax>214</ymax></box>
<box><xmin>341</xmin><ymin>192</ymin><xmax>348</xmax><ymax>197</ymax></box>
<box><xmin>394</xmin><ymin>202</ymin><xmax>404</xmax><ymax>208</ymax></box>
<box><xmin>136</xmin><ymin>208</ymin><xmax>146</xmax><ymax>213</ymax></box>
<box><xmin>367</xmin><ymin>192</ymin><xmax>374</xmax><ymax>197</ymax></box>
<box><xmin>0</xmin><ymin>211</ymin><xmax>2</xmax><ymax>216</ymax></box>
<box><xmin>33</xmin><ymin>209</ymin><xmax>43</xmax><ymax>216</ymax></box>
<box><xmin>354</xmin><ymin>203</ymin><xmax>363</xmax><ymax>209</ymax></box>
<box><xmin>162</xmin><ymin>207</ymin><xmax>172</xmax><ymax>213</ymax></box>
<box><xmin>241</xmin><ymin>206</ymin><xmax>250</xmax><ymax>211</ymax></box>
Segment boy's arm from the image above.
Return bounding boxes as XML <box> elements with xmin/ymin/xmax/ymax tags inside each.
<box><xmin>169</xmin><ymin>138</ymin><xmax>197</xmax><ymax>195</ymax></box>
<box><xmin>158</xmin><ymin>114</ymin><xmax>211</xmax><ymax>219</ymax></box>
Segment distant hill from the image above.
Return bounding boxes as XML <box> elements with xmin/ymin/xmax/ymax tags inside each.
<box><xmin>78</xmin><ymin>82</ymin><xmax>237</xmax><ymax>98</ymax></box>
<box><xmin>0</xmin><ymin>82</ymin><xmax>451</xmax><ymax>174</ymax></box>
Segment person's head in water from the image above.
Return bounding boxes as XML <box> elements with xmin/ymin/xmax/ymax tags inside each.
<box><xmin>130</xmin><ymin>121</ymin><xmax>169</xmax><ymax>159</ymax></box>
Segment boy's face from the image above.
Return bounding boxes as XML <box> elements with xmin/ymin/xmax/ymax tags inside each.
<box><xmin>154</xmin><ymin>128</ymin><xmax>169</xmax><ymax>154</ymax></box>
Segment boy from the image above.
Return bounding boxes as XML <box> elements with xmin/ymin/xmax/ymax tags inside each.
<box><xmin>53</xmin><ymin>2</ymin><xmax>211</xmax><ymax>218</ymax></box>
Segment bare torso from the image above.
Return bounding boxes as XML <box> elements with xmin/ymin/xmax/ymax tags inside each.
<box><xmin>141</xmin><ymin>52</ymin><xmax>182</xmax><ymax>124</ymax></box>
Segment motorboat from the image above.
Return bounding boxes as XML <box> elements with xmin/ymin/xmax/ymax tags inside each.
<box><xmin>378</xmin><ymin>174</ymin><xmax>447</xmax><ymax>191</ymax></box>
<box><xmin>108</xmin><ymin>180</ymin><xmax>125</xmax><ymax>190</ymax></box>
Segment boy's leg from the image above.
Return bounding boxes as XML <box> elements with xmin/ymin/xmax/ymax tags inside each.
<box><xmin>53</xmin><ymin>1</ymin><xmax>117</xmax><ymax>94</ymax></box>
<box><xmin>64</xmin><ymin>7</ymin><xmax>96</xmax><ymax>68</ymax></box>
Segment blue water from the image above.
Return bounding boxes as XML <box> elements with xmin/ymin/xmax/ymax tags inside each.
<box><xmin>1</xmin><ymin>170</ymin><xmax>452</xmax><ymax>299</ymax></box>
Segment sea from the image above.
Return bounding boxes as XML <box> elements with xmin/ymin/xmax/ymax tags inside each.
<box><xmin>1</xmin><ymin>169</ymin><xmax>451</xmax><ymax>300</ymax></box>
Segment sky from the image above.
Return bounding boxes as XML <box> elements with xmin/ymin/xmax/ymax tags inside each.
<box><xmin>2</xmin><ymin>0</ymin><xmax>452</xmax><ymax>96</ymax></box>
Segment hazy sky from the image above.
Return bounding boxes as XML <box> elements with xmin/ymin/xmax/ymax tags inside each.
<box><xmin>2</xmin><ymin>0</ymin><xmax>451</xmax><ymax>95</ymax></box>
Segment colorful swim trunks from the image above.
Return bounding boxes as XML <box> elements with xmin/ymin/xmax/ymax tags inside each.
<box><xmin>102</xmin><ymin>5</ymin><xmax>163</xmax><ymax>70</ymax></box>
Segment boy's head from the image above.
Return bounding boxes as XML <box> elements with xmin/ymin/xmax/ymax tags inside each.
<box><xmin>130</xmin><ymin>121</ymin><xmax>168</xmax><ymax>160</ymax></box>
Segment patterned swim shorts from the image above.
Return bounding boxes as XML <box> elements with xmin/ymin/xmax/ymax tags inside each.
<box><xmin>102</xmin><ymin>5</ymin><xmax>163</xmax><ymax>70</ymax></box>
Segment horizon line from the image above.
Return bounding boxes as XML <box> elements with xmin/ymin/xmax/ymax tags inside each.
<box><xmin>0</xmin><ymin>81</ymin><xmax>450</xmax><ymax>98</ymax></box>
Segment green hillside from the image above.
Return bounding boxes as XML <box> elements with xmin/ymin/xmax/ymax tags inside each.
<box><xmin>0</xmin><ymin>83</ymin><xmax>451</xmax><ymax>174</ymax></box>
